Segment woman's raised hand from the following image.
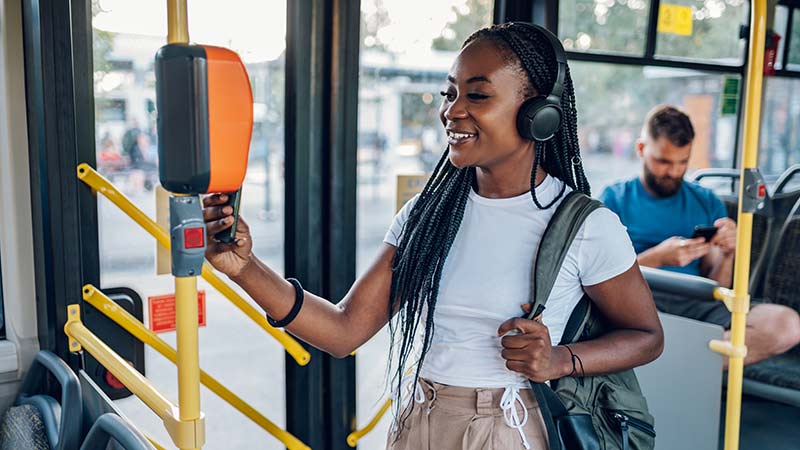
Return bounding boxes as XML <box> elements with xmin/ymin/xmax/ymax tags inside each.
<box><xmin>202</xmin><ymin>193</ymin><xmax>254</xmax><ymax>278</ymax></box>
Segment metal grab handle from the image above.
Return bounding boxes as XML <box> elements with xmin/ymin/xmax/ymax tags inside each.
<box><xmin>76</xmin><ymin>163</ymin><xmax>310</xmax><ymax>366</ymax></box>
<box><xmin>689</xmin><ymin>168</ymin><xmax>741</xmax><ymax>182</ymax></box>
<box><xmin>82</xmin><ymin>285</ymin><xmax>311</xmax><ymax>450</ymax></box>
<box><xmin>774</xmin><ymin>164</ymin><xmax>800</xmax><ymax>194</ymax></box>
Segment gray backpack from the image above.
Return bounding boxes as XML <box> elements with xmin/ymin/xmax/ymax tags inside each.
<box><xmin>526</xmin><ymin>191</ymin><xmax>656</xmax><ymax>450</ymax></box>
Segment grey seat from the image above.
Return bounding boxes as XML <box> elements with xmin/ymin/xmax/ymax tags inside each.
<box><xmin>635</xmin><ymin>313</ymin><xmax>723</xmax><ymax>450</ymax></box>
<box><xmin>4</xmin><ymin>351</ymin><xmax>83</xmax><ymax>450</ymax></box>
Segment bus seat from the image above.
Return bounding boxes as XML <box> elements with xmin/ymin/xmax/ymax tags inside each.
<box><xmin>79</xmin><ymin>414</ymin><xmax>153</xmax><ymax>450</ymax></box>
<box><xmin>759</xmin><ymin>207</ymin><xmax>800</xmax><ymax>313</ymax></box>
<box><xmin>10</xmin><ymin>351</ymin><xmax>81</xmax><ymax>450</ymax></box>
<box><xmin>635</xmin><ymin>313</ymin><xmax>723</xmax><ymax>450</ymax></box>
<box><xmin>79</xmin><ymin>371</ymin><xmax>153</xmax><ymax>450</ymax></box>
<box><xmin>0</xmin><ymin>403</ymin><xmax>50</xmax><ymax>449</ymax></box>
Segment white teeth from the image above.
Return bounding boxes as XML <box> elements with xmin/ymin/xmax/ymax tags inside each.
<box><xmin>447</xmin><ymin>131</ymin><xmax>475</xmax><ymax>140</ymax></box>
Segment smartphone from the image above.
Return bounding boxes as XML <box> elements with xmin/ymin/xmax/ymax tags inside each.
<box><xmin>214</xmin><ymin>188</ymin><xmax>242</xmax><ymax>244</ymax></box>
<box><xmin>691</xmin><ymin>225</ymin><xmax>718</xmax><ymax>242</ymax></box>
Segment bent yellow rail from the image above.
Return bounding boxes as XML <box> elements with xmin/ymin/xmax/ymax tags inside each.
<box><xmin>82</xmin><ymin>285</ymin><xmax>310</xmax><ymax>450</ymax></box>
<box><xmin>346</xmin><ymin>398</ymin><xmax>392</xmax><ymax>447</ymax></box>
<box><xmin>76</xmin><ymin>163</ymin><xmax>310</xmax><ymax>366</ymax></box>
<box><xmin>65</xmin><ymin>305</ymin><xmax>205</xmax><ymax>449</ymax></box>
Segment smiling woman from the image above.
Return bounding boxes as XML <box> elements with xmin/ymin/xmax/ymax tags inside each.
<box><xmin>201</xmin><ymin>20</ymin><xmax>662</xmax><ymax>450</ymax></box>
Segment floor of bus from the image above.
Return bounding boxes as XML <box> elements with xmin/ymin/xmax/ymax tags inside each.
<box><xmin>725</xmin><ymin>396</ymin><xmax>800</xmax><ymax>450</ymax></box>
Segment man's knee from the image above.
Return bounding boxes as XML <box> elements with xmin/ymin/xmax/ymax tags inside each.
<box><xmin>751</xmin><ymin>304</ymin><xmax>800</xmax><ymax>355</ymax></box>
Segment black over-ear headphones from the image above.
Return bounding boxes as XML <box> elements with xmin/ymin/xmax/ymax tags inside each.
<box><xmin>509</xmin><ymin>23</ymin><xmax>567</xmax><ymax>142</ymax></box>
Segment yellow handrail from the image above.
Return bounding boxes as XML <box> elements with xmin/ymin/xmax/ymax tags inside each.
<box><xmin>76</xmin><ymin>163</ymin><xmax>310</xmax><ymax>366</ymax></box>
<box><xmin>65</xmin><ymin>305</ymin><xmax>205</xmax><ymax>449</ymax></box>
<box><xmin>146</xmin><ymin>435</ymin><xmax>168</xmax><ymax>450</ymax></box>
<box><xmin>346</xmin><ymin>398</ymin><xmax>392</xmax><ymax>447</ymax></box>
<box><xmin>82</xmin><ymin>285</ymin><xmax>311</xmax><ymax>450</ymax></box>
<box><xmin>167</xmin><ymin>0</ymin><xmax>189</xmax><ymax>44</ymax></box>
<box><xmin>710</xmin><ymin>2</ymin><xmax>767</xmax><ymax>450</ymax></box>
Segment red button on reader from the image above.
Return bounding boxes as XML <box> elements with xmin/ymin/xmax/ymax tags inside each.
<box><xmin>184</xmin><ymin>227</ymin><xmax>205</xmax><ymax>249</ymax></box>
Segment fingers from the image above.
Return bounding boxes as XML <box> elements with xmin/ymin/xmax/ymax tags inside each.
<box><xmin>206</xmin><ymin>215</ymin><xmax>234</xmax><ymax>237</ymax></box>
<box><xmin>714</xmin><ymin>217</ymin><xmax>736</xmax><ymax>229</ymax></box>
<box><xmin>501</xmin><ymin>340</ymin><xmax>546</xmax><ymax>360</ymax></box>
<box><xmin>203</xmin><ymin>205</ymin><xmax>233</xmax><ymax>222</ymax></box>
<box><xmin>202</xmin><ymin>193</ymin><xmax>229</xmax><ymax>207</ymax></box>
<box><xmin>498</xmin><ymin>317</ymin><xmax>547</xmax><ymax>337</ymax></box>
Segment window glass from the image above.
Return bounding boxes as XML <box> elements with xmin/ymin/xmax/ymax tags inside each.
<box><xmin>93</xmin><ymin>1</ymin><xmax>286</xmax><ymax>448</ymax></box>
<box><xmin>759</xmin><ymin>77</ymin><xmax>800</xmax><ymax>176</ymax></box>
<box><xmin>0</xmin><ymin>254</ymin><xmax>4</xmax><ymax>338</ymax></box>
<box><xmin>654</xmin><ymin>0</ymin><xmax>747</xmax><ymax>64</ymax></box>
<box><xmin>357</xmin><ymin>1</ymin><xmax>493</xmax><ymax>448</ymax></box>
<box><xmin>774</xmin><ymin>6</ymin><xmax>789</xmax><ymax>71</ymax></box>
<box><xmin>569</xmin><ymin>61</ymin><xmax>739</xmax><ymax>193</ymax></box>
<box><xmin>558</xmin><ymin>0</ymin><xmax>651</xmax><ymax>55</ymax></box>
<box><xmin>789</xmin><ymin>9</ymin><xmax>800</xmax><ymax>68</ymax></box>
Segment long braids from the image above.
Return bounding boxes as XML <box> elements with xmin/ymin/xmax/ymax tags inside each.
<box><xmin>387</xmin><ymin>22</ymin><xmax>590</xmax><ymax>425</ymax></box>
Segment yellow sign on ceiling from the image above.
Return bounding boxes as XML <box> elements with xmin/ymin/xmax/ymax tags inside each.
<box><xmin>658</xmin><ymin>4</ymin><xmax>694</xmax><ymax>36</ymax></box>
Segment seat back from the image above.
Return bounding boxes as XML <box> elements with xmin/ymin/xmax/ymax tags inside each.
<box><xmin>15</xmin><ymin>351</ymin><xmax>81</xmax><ymax>450</ymax></box>
<box><xmin>635</xmin><ymin>313</ymin><xmax>724</xmax><ymax>450</ymax></box>
<box><xmin>79</xmin><ymin>372</ymin><xmax>153</xmax><ymax>450</ymax></box>
<box><xmin>761</xmin><ymin>202</ymin><xmax>800</xmax><ymax>313</ymax></box>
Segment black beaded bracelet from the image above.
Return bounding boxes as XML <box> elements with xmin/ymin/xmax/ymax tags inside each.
<box><xmin>267</xmin><ymin>278</ymin><xmax>304</xmax><ymax>328</ymax></box>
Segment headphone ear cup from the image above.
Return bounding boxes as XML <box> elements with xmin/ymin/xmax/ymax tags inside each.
<box><xmin>516</xmin><ymin>96</ymin><xmax>563</xmax><ymax>142</ymax></box>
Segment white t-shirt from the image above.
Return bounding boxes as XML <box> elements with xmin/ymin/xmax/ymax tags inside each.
<box><xmin>383</xmin><ymin>175</ymin><xmax>637</xmax><ymax>389</ymax></box>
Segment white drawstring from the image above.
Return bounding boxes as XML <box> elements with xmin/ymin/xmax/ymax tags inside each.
<box><xmin>398</xmin><ymin>374</ymin><xmax>427</xmax><ymax>405</ymax></box>
<box><xmin>500</xmin><ymin>386</ymin><xmax>530</xmax><ymax>449</ymax></box>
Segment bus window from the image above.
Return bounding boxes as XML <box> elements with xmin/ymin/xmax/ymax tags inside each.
<box><xmin>654</xmin><ymin>0</ymin><xmax>747</xmax><ymax>65</ymax></box>
<box><xmin>356</xmin><ymin>0</ymin><xmax>493</xmax><ymax>447</ymax></box>
<box><xmin>0</xmin><ymin>253</ymin><xmax>5</xmax><ymax>339</ymax></box>
<box><xmin>760</xmin><ymin>77</ymin><xmax>800</xmax><ymax>176</ymax></box>
<box><xmin>569</xmin><ymin>61</ymin><xmax>739</xmax><ymax>191</ymax></box>
<box><xmin>92</xmin><ymin>1</ymin><xmax>286</xmax><ymax>448</ymax></box>
<box><xmin>559</xmin><ymin>0</ymin><xmax>652</xmax><ymax>56</ymax></box>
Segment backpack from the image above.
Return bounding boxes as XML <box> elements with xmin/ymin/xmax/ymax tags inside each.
<box><xmin>526</xmin><ymin>191</ymin><xmax>656</xmax><ymax>450</ymax></box>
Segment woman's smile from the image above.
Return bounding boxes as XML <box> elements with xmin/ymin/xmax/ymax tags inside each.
<box><xmin>446</xmin><ymin>129</ymin><xmax>478</xmax><ymax>146</ymax></box>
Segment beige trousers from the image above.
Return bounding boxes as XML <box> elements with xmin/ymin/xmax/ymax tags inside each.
<box><xmin>385</xmin><ymin>378</ymin><xmax>549</xmax><ymax>450</ymax></box>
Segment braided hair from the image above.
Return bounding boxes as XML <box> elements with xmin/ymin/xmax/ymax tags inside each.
<box><xmin>387</xmin><ymin>22</ymin><xmax>590</xmax><ymax>424</ymax></box>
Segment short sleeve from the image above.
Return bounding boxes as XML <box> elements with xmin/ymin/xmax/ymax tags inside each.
<box><xmin>577</xmin><ymin>207</ymin><xmax>637</xmax><ymax>286</ymax></box>
<box><xmin>383</xmin><ymin>194</ymin><xmax>421</xmax><ymax>247</ymax></box>
<box><xmin>597</xmin><ymin>186</ymin><xmax>620</xmax><ymax>216</ymax></box>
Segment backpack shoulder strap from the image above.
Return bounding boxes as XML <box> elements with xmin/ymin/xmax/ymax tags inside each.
<box><xmin>526</xmin><ymin>191</ymin><xmax>604</xmax><ymax>320</ymax></box>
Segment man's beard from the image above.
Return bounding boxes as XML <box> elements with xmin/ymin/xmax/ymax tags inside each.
<box><xmin>643</xmin><ymin>165</ymin><xmax>683</xmax><ymax>197</ymax></box>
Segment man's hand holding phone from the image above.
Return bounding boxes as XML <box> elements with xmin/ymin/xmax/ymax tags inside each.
<box><xmin>710</xmin><ymin>217</ymin><xmax>737</xmax><ymax>257</ymax></box>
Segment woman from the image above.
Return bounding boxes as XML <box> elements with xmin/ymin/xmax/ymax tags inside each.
<box><xmin>203</xmin><ymin>22</ymin><xmax>663</xmax><ymax>450</ymax></box>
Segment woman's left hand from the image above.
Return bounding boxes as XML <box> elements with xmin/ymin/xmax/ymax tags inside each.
<box><xmin>498</xmin><ymin>317</ymin><xmax>570</xmax><ymax>383</ymax></box>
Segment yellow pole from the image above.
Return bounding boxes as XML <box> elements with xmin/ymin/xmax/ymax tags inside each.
<box><xmin>167</xmin><ymin>0</ymin><xmax>189</xmax><ymax>44</ymax></box>
<box><xmin>720</xmin><ymin>2</ymin><xmax>767</xmax><ymax>450</ymax></box>
<box><xmin>175</xmin><ymin>275</ymin><xmax>201</xmax><ymax>450</ymax></box>
<box><xmin>82</xmin><ymin>285</ymin><xmax>310</xmax><ymax>450</ymax></box>
<box><xmin>75</xmin><ymin>164</ymin><xmax>310</xmax><ymax>365</ymax></box>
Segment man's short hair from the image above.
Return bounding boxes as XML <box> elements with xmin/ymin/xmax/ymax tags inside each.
<box><xmin>643</xmin><ymin>104</ymin><xmax>695</xmax><ymax>147</ymax></box>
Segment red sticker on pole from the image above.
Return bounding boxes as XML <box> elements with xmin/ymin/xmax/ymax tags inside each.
<box><xmin>148</xmin><ymin>290</ymin><xmax>207</xmax><ymax>334</ymax></box>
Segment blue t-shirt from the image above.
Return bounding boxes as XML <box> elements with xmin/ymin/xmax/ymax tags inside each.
<box><xmin>599</xmin><ymin>177</ymin><xmax>728</xmax><ymax>276</ymax></box>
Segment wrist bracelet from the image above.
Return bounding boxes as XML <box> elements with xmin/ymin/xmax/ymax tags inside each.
<box><xmin>267</xmin><ymin>278</ymin><xmax>304</xmax><ymax>328</ymax></box>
